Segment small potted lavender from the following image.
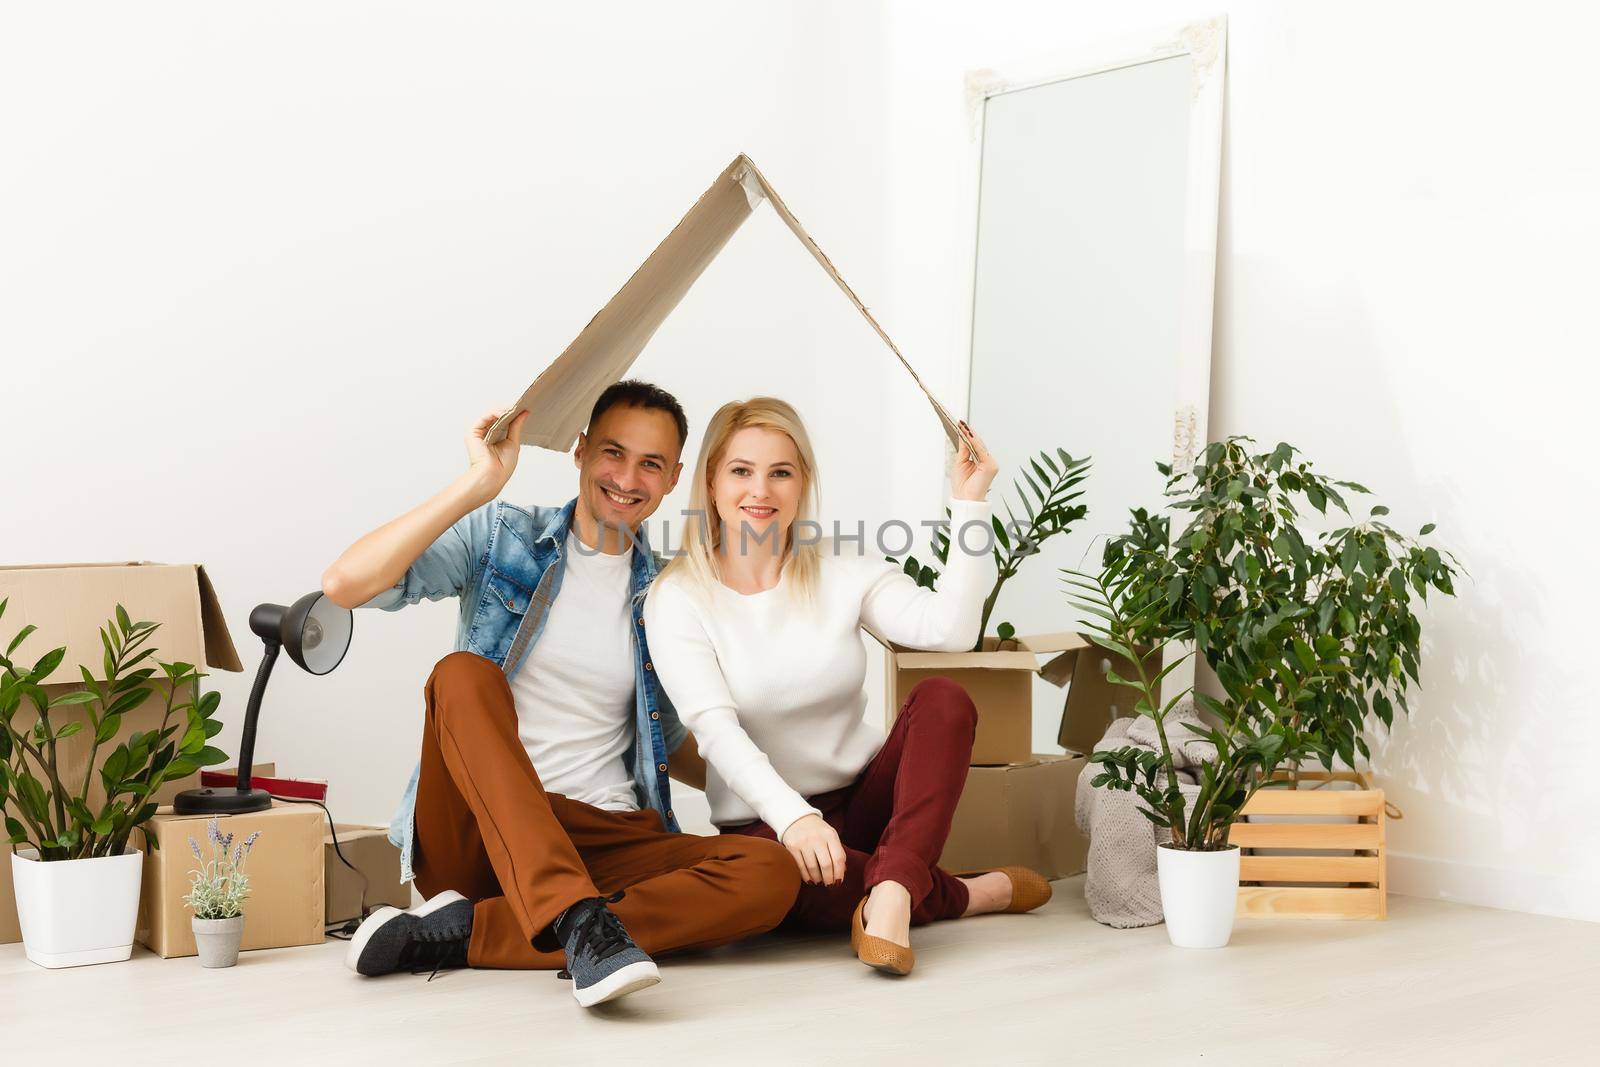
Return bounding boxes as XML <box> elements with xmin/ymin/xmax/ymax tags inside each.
<box><xmin>183</xmin><ymin>818</ymin><xmax>260</xmax><ymax>968</ymax></box>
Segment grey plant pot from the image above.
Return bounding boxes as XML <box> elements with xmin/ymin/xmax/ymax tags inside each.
<box><xmin>192</xmin><ymin>915</ymin><xmax>245</xmax><ymax>968</ymax></box>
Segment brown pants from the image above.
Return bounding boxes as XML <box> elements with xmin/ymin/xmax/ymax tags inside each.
<box><xmin>410</xmin><ymin>651</ymin><xmax>800</xmax><ymax>969</ymax></box>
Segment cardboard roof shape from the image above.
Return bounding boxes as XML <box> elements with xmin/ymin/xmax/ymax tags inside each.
<box><xmin>485</xmin><ymin>154</ymin><xmax>964</xmax><ymax>453</ymax></box>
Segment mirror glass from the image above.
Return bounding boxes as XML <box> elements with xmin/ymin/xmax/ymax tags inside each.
<box><xmin>965</xmin><ymin>53</ymin><xmax>1204</xmax><ymax>752</ymax></box>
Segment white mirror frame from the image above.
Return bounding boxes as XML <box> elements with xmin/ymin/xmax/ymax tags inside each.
<box><xmin>955</xmin><ymin>16</ymin><xmax>1226</xmax><ymax>709</ymax></box>
<box><xmin>956</xmin><ymin>15</ymin><xmax>1227</xmax><ymax>475</ymax></box>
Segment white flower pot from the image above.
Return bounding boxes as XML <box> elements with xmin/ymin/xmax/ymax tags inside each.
<box><xmin>192</xmin><ymin>914</ymin><xmax>245</xmax><ymax>968</ymax></box>
<box><xmin>1156</xmin><ymin>844</ymin><xmax>1240</xmax><ymax>948</ymax></box>
<box><xmin>10</xmin><ymin>846</ymin><xmax>144</xmax><ymax>968</ymax></box>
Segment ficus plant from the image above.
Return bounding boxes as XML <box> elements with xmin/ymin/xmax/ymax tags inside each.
<box><xmin>1099</xmin><ymin>437</ymin><xmax>1460</xmax><ymax>776</ymax></box>
<box><xmin>890</xmin><ymin>446</ymin><xmax>1091</xmax><ymax>650</ymax></box>
<box><xmin>1065</xmin><ymin>559</ymin><xmax>1326</xmax><ymax>849</ymax></box>
<box><xmin>0</xmin><ymin>599</ymin><xmax>230</xmax><ymax>861</ymax></box>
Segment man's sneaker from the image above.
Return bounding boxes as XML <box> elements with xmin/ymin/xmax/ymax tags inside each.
<box><xmin>553</xmin><ymin>891</ymin><xmax>660</xmax><ymax>1007</ymax></box>
<box><xmin>346</xmin><ymin>889</ymin><xmax>473</xmax><ymax>979</ymax></box>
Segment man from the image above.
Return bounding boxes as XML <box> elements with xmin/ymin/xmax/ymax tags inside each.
<box><xmin>321</xmin><ymin>380</ymin><xmax>799</xmax><ymax>1007</ymax></box>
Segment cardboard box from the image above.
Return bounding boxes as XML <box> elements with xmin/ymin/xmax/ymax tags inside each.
<box><xmin>940</xmin><ymin>753</ymin><xmax>1089</xmax><ymax>880</ymax></box>
<box><xmin>1043</xmin><ymin>639</ymin><xmax>1162</xmax><ymax>754</ymax></box>
<box><xmin>135</xmin><ymin>801</ymin><xmax>325</xmax><ymax>958</ymax></box>
<box><xmin>872</xmin><ymin>631</ymin><xmax>1089</xmax><ymax>766</ymax></box>
<box><xmin>484</xmin><ymin>154</ymin><xmax>963</xmax><ymax>454</ymax></box>
<box><xmin>325</xmin><ymin>823</ymin><xmax>410</xmax><ymax>925</ymax></box>
<box><xmin>1</xmin><ymin>562</ymin><xmax>243</xmax><ymax>945</ymax></box>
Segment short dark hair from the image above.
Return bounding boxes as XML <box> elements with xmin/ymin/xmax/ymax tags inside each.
<box><xmin>587</xmin><ymin>379</ymin><xmax>689</xmax><ymax>450</ymax></box>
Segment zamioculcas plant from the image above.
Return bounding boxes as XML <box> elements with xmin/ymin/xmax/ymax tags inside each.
<box><xmin>890</xmin><ymin>446</ymin><xmax>1091</xmax><ymax>649</ymax></box>
<box><xmin>1097</xmin><ymin>437</ymin><xmax>1459</xmax><ymax>776</ymax></box>
<box><xmin>0</xmin><ymin>600</ymin><xmax>230</xmax><ymax>860</ymax></box>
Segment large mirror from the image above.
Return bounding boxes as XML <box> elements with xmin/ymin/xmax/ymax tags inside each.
<box><xmin>961</xmin><ymin>20</ymin><xmax>1226</xmax><ymax>754</ymax></box>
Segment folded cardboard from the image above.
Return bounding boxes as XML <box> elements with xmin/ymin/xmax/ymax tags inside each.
<box><xmin>325</xmin><ymin>823</ymin><xmax>411</xmax><ymax>925</ymax></box>
<box><xmin>940</xmin><ymin>753</ymin><xmax>1089</xmax><ymax>880</ymax></box>
<box><xmin>485</xmin><ymin>153</ymin><xmax>962</xmax><ymax>454</ymax></box>
<box><xmin>1043</xmin><ymin>639</ymin><xmax>1162</xmax><ymax>754</ymax></box>
<box><xmin>136</xmin><ymin>801</ymin><xmax>325</xmax><ymax>958</ymax></box>
<box><xmin>871</xmin><ymin>631</ymin><xmax>1088</xmax><ymax>766</ymax></box>
<box><xmin>1</xmin><ymin>562</ymin><xmax>243</xmax><ymax>946</ymax></box>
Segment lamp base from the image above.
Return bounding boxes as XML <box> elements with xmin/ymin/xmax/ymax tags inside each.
<box><xmin>171</xmin><ymin>787</ymin><xmax>273</xmax><ymax>815</ymax></box>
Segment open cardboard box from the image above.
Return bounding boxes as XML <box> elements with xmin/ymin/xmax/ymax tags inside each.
<box><xmin>870</xmin><ymin>630</ymin><xmax>1089</xmax><ymax>766</ymax></box>
<box><xmin>1042</xmin><ymin>639</ymin><xmax>1162</xmax><ymax>755</ymax></box>
<box><xmin>868</xmin><ymin>627</ymin><xmax>1160</xmax><ymax>767</ymax></box>
<box><xmin>1</xmin><ymin>563</ymin><xmax>243</xmax><ymax>945</ymax></box>
<box><xmin>483</xmin><ymin>153</ymin><xmax>964</xmax><ymax>455</ymax></box>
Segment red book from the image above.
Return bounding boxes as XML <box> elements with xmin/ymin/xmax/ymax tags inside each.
<box><xmin>200</xmin><ymin>770</ymin><xmax>329</xmax><ymax>803</ymax></box>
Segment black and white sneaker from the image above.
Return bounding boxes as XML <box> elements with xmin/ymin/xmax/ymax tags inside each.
<box><xmin>345</xmin><ymin>889</ymin><xmax>473</xmax><ymax>979</ymax></box>
<box><xmin>554</xmin><ymin>891</ymin><xmax>660</xmax><ymax>1007</ymax></box>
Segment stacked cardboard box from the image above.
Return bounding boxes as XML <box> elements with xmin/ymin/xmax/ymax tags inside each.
<box><xmin>870</xmin><ymin>630</ymin><xmax>1153</xmax><ymax>880</ymax></box>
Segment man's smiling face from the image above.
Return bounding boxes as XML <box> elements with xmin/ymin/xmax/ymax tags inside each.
<box><xmin>573</xmin><ymin>404</ymin><xmax>683</xmax><ymax>535</ymax></box>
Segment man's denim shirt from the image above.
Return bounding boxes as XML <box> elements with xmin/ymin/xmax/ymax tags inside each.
<box><xmin>362</xmin><ymin>497</ymin><xmax>686</xmax><ymax>883</ymax></box>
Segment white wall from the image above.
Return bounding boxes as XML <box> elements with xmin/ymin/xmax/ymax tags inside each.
<box><xmin>5</xmin><ymin>1</ymin><xmax>1596</xmax><ymax>922</ymax></box>
<box><xmin>878</xmin><ymin>0</ymin><xmax>1600</xmax><ymax>921</ymax></box>
<box><xmin>0</xmin><ymin>0</ymin><xmax>899</xmax><ymax>837</ymax></box>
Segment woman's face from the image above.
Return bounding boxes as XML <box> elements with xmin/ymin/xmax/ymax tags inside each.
<box><xmin>710</xmin><ymin>426</ymin><xmax>804</xmax><ymax>556</ymax></box>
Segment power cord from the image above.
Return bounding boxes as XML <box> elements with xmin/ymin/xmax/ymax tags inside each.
<box><xmin>268</xmin><ymin>793</ymin><xmax>376</xmax><ymax>940</ymax></box>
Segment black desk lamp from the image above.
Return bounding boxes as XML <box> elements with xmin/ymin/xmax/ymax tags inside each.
<box><xmin>173</xmin><ymin>591</ymin><xmax>352</xmax><ymax>815</ymax></box>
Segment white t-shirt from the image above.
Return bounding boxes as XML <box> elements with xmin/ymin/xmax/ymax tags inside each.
<box><xmin>643</xmin><ymin>499</ymin><xmax>995</xmax><ymax>836</ymax></box>
<box><xmin>509</xmin><ymin>534</ymin><xmax>638</xmax><ymax>811</ymax></box>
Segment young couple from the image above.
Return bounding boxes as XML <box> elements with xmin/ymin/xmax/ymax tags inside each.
<box><xmin>322</xmin><ymin>380</ymin><xmax>1051</xmax><ymax>1008</ymax></box>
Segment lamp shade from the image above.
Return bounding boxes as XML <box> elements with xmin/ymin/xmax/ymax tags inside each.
<box><xmin>281</xmin><ymin>591</ymin><xmax>352</xmax><ymax>675</ymax></box>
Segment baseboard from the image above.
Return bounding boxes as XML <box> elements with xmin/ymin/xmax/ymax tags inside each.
<box><xmin>1389</xmin><ymin>852</ymin><xmax>1599</xmax><ymax>923</ymax></box>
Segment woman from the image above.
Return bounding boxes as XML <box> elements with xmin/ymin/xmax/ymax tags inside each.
<box><xmin>643</xmin><ymin>397</ymin><xmax>1051</xmax><ymax>976</ymax></box>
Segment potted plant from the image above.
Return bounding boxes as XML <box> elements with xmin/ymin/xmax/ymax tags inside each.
<box><xmin>1073</xmin><ymin>437</ymin><xmax>1462</xmax><ymax>940</ymax></box>
<box><xmin>184</xmin><ymin>817</ymin><xmax>260</xmax><ymax>967</ymax></box>
<box><xmin>1066</xmin><ymin>557</ymin><xmax>1325</xmax><ymax>947</ymax></box>
<box><xmin>1097</xmin><ymin>437</ymin><xmax>1459</xmax><ymax>778</ymax></box>
<box><xmin>891</xmin><ymin>445</ymin><xmax>1091</xmax><ymax>647</ymax></box>
<box><xmin>0</xmin><ymin>600</ymin><xmax>230</xmax><ymax>968</ymax></box>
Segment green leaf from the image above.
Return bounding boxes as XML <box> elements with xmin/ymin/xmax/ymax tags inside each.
<box><xmin>30</xmin><ymin>646</ymin><xmax>66</xmax><ymax>681</ymax></box>
<box><xmin>6</xmin><ymin>624</ymin><xmax>37</xmax><ymax>657</ymax></box>
<box><xmin>1419</xmin><ymin>522</ymin><xmax>1436</xmax><ymax>536</ymax></box>
<box><xmin>54</xmin><ymin>721</ymin><xmax>84</xmax><ymax>741</ymax></box>
<box><xmin>991</xmin><ymin>515</ymin><xmax>1011</xmax><ymax>552</ymax></box>
<box><xmin>195</xmin><ymin>746</ymin><xmax>230</xmax><ymax>767</ymax></box>
<box><xmin>95</xmin><ymin>713</ymin><xmax>124</xmax><ymax>744</ymax></box>
<box><xmin>106</xmin><ymin>687</ymin><xmax>153</xmax><ymax>718</ymax></box>
<box><xmin>116</xmin><ymin>604</ymin><xmax>132</xmax><ymax>633</ymax></box>
<box><xmin>48</xmin><ymin>689</ymin><xmax>99</xmax><ymax>708</ymax></box>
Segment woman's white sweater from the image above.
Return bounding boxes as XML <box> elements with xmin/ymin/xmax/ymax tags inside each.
<box><xmin>643</xmin><ymin>499</ymin><xmax>996</xmax><ymax>837</ymax></box>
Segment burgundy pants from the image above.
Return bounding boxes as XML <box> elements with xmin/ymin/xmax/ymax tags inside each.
<box><xmin>724</xmin><ymin>676</ymin><xmax>977</xmax><ymax>930</ymax></box>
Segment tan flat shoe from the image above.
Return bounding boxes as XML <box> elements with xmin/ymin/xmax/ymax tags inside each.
<box><xmin>958</xmin><ymin>866</ymin><xmax>1053</xmax><ymax>913</ymax></box>
<box><xmin>852</xmin><ymin>898</ymin><xmax>914</xmax><ymax>976</ymax></box>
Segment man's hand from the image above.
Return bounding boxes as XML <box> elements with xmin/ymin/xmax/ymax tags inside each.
<box><xmin>466</xmin><ymin>408</ymin><xmax>530</xmax><ymax>501</ymax></box>
<box><xmin>781</xmin><ymin>813</ymin><xmax>847</xmax><ymax>886</ymax></box>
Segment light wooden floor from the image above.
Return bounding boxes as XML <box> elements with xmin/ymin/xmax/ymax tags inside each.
<box><xmin>5</xmin><ymin>878</ymin><xmax>1596</xmax><ymax>1065</ymax></box>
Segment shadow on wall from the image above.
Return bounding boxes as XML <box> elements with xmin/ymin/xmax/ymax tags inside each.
<box><xmin>1206</xmin><ymin>90</ymin><xmax>1518</xmax><ymax>880</ymax></box>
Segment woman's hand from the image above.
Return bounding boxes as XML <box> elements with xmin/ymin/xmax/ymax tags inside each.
<box><xmin>780</xmin><ymin>813</ymin><xmax>848</xmax><ymax>886</ymax></box>
<box><xmin>950</xmin><ymin>421</ymin><xmax>999</xmax><ymax>502</ymax></box>
<box><xmin>465</xmin><ymin>408</ymin><xmax>530</xmax><ymax>501</ymax></box>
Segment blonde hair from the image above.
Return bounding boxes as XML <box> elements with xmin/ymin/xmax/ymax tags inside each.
<box><xmin>659</xmin><ymin>396</ymin><xmax>822</xmax><ymax>602</ymax></box>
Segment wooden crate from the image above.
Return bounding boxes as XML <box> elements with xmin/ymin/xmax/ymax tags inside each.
<box><xmin>1232</xmin><ymin>776</ymin><xmax>1386</xmax><ymax>920</ymax></box>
